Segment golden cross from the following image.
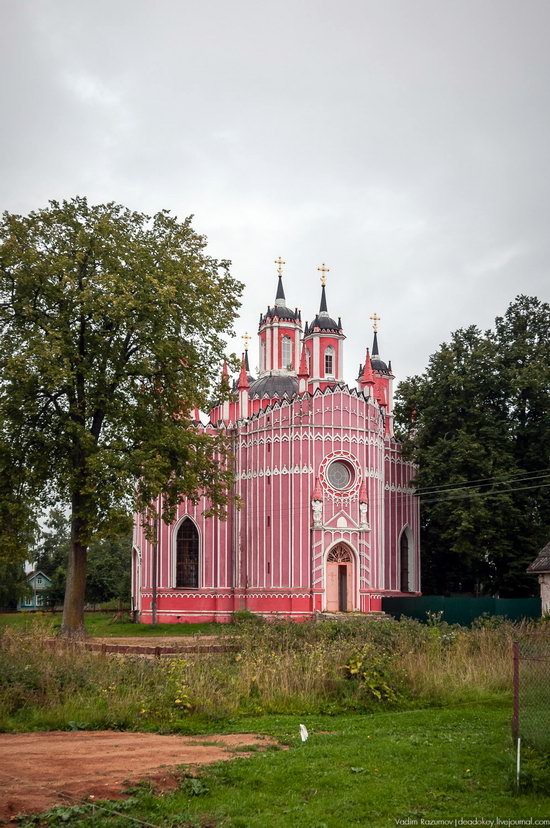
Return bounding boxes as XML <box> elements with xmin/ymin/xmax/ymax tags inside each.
<box><xmin>370</xmin><ymin>312</ymin><xmax>381</xmax><ymax>333</ymax></box>
<box><xmin>242</xmin><ymin>332</ymin><xmax>251</xmax><ymax>351</ymax></box>
<box><xmin>317</xmin><ymin>262</ymin><xmax>330</xmax><ymax>286</ymax></box>
<box><xmin>274</xmin><ymin>256</ymin><xmax>286</xmax><ymax>276</ymax></box>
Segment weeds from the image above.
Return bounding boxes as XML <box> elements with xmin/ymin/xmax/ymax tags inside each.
<box><xmin>0</xmin><ymin>616</ymin><xmax>543</xmax><ymax>730</ymax></box>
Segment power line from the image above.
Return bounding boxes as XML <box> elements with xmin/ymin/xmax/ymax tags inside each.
<box><xmin>422</xmin><ymin>480</ymin><xmax>550</xmax><ymax>505</ymax></box>
<box><xmin>416</xmin><ymin>467</ymin><xmax>550</xmax><ymax>495</ymax></box>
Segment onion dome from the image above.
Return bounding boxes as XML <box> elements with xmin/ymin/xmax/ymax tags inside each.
<box><xmin>248</xmin><ymin>373</ymin><xmax>299</xmax><ymax>399</ymax></box>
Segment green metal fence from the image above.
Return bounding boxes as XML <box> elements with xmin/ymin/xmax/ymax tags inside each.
<box><xmin>382</xmin><ymin>595</ymin><xmax>541</xmax><ymax>625</ymax></box>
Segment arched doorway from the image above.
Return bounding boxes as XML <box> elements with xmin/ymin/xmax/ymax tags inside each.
<box><xmin>325</xmin><ymin>544</ymin><xmax>354</xmax><ymax>612</ymax></box>
<box><xmin>176</xmin><ymin>519</ymin><xmax>199</xmax><ymax>588</ymax></box>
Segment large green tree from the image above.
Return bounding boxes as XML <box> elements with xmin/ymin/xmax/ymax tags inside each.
<box><xmin>394</xmin><ymin>295</ymin><xmax>550</xmax><ymax>596</ymax></box>
<box><xmin>0</xmin><ymin>197</ymin><xmax>242</xmax><ymax>634</ymax></box>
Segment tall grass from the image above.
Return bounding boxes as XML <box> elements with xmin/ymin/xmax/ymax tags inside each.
<box><xmin>0</xmin><ymin>616</ymin><xmax>544</xmax><ymax>731</ymax></box>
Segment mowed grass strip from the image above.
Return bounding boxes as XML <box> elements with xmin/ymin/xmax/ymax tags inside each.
<box><xmin>24</xmin><ymin>706</ymin><xmax>550</xmax><ymax>828</ymax></box>
<box><xmin>0</xmin><ymin>612</ymin><xmax>222</xmax><ymax>638</ymax></box>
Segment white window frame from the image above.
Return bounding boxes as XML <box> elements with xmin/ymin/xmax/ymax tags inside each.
<box><xmin>282</xmin><ymin>336</ymin><xmax>292</xmax><ymax>369</ymax></box>
<box><xmin>324</xmin><ymin>346</ymin><xmax>335</xmax><ymax>377</ymax></box>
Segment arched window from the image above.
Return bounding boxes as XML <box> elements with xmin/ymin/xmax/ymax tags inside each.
<box><xmin>324</xmin><ymin>346</ymin><xmax>335</xmax><ymax>376</ymax></box>
<box><xmin>282</xmin><ymin>336</ymin><xmax>292</xmax><ymax>369</ymax></box>
<box><xmin>176</xmin><ymin>519</ymin><xmax>199</xmax><ymax>588</ymax></box>
<box><xmin>260</xmin><ymin>340</ymin><xmax>266</xmax><ymax>372</ymax></box>
<box><xmin>400</xmin><ymin>531</ymin><xmax>411</xmax><ymax>592</ymax></box>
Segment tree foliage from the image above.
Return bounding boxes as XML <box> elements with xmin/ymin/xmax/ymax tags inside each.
<box><xmin>0</xmin><ymin>197</ymin><xmax>242</xmax><ymax>632</ymax></box>
<box><xmin>34</xmin><ymin>508</ymin><xmax>131</xmax><ymax>607</ymax></box>
<box><xmin>394</xmin><ymin>295</ymin><xmax>550</xmax><ymax>596</ymax></box>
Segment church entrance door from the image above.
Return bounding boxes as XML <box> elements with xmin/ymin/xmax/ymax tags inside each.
<box><xmin>325</xmin><ymin>545</ymin><xmax>354</xmax><ymax>612</ymax></box>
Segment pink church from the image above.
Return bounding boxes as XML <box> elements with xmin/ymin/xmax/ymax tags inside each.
<box><xmin>132</xmin><ymin>262</ymin><xmax>420</xmax><ymax>622</ymax></box>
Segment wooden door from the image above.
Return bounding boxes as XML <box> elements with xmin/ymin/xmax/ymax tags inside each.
<box><xmin>326</xmin><ymin>562</ymin><xmax>339</xmax><ymax>611</ymax></box>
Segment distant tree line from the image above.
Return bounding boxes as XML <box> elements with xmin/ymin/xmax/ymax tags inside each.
<box><xmin>33</xmin><ymin>508</ymin><xmax>131</xmax><ymax>608</ymax></box>
<box><xmin>394</xmin><ymin>295</ymin><xmax>550</xmax><ymax>597</ymax></box>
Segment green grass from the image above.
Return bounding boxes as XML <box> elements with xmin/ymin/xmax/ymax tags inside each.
<box><xmin>20</xmin><ymin>704</ymin><xmax>550</xmax><ymax>827</ymax></box>
<box><xmin>0</xmin><ymin>612</ymin><xmax>222</xmax><ymax>637</ymax></box>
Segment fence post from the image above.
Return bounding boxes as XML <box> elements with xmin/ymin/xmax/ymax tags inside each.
<box><xmin>512</xmin><ymin>640</ymin><xmax>520</xmax><ymax>741</ymax></box>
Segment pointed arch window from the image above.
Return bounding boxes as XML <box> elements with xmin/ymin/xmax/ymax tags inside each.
<box><xmin>282</xmin><ymin>336</ymin><xmax>292</xmax><ymax>369</ymax></box>
<box><xmin>176</xmin><ymin>519</ymin><xmax>199</xmax><ymax>588</ymax></box>
<box><xmin>324</xmin><ymin>346</ymin><xmax>335</xmax><ymax>376</ymax></box>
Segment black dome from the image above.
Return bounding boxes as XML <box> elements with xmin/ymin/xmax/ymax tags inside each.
<box><xmin>262</xmin><ymin>306</ymin><xmax>299</xmax><ymax>322</ymax></box>
<box><xmin>372</xmin><ymin>358</ymin><xmax>389</xmax><ymax>373</ymax></box>
<box><xmin>249</xmin><ymin>374</ymin><xmax>299</xmax><ymax>399</ymax></box>
<box><xmin>310</xmin><ymin>314</ymin><xmax>341</xmax><ymax>332</ymax></box>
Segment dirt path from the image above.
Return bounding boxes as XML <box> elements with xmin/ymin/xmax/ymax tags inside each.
<box><xmin>0</xmin><ymin>731</ymin><xmax>277</xmax><ymax>822</ymax></box>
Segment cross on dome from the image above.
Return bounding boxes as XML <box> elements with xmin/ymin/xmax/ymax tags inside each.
<box><xmin>370</xmin><ymin>312</ymin><xmax>381</xmax><ymax>333</ymax></box>
<box><xmin>242</xmin><ymin>332</ymin><xmax>251</xmax><ymax>351</ymax></box>
<box><xmin>317</xmin><ymin>262</ymin><xmax>330</xmax><ymax>286</ymax></box>
<box><xmin>274</xmin><ymin>256</ymin><xmax>286</xmax><ymax>276</ymax></box>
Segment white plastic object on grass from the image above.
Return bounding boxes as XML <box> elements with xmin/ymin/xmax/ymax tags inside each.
<box><xmin>300</xmin><ymin>724</ymin><xmax>309</xmax><ymax>742</ymax></box>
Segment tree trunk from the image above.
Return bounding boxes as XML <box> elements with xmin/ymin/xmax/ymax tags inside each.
<box><xmin>61</xmin><ymin>511</ymin><xmax>88</xmax><ymax>637</ymax></box>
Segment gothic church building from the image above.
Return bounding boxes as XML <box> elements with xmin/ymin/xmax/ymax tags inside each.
<box><xmin>132</xmin><ymin>262</ymin><xmax>420</xmax><ymax>621</ymax></box>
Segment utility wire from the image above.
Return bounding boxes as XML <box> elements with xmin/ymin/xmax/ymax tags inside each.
<box><xmin>422</xmin><ymin>480</ymin><xmax>550</xmax><ymax>505</ymax></box>
<box><xmin>416</xmin><ymin>467</ymin><xmax>550</xmax><ymax>495</ymax></box>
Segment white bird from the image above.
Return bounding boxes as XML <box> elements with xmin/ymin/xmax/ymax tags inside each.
<box><xmin>299</xmin><ymin>724</ymin><xmax>309</xmax><ymax>743</ymax></box>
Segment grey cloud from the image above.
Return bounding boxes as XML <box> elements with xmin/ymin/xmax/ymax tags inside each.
<box><xmin>1</xmin><ymin>0</ymin><xmax>549</xmax><ymax>383</ymax></box>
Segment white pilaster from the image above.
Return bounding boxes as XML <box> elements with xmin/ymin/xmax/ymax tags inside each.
<box><xmin>266</xmin><ymin>328</ymin><xmax>272</xmax><ymax>371</ymax></box>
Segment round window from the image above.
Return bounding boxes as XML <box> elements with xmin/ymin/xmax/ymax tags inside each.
<box><xmin>327</xmin><ymin>460</ymin><xmax>353</xmax><ymax>490</ymax></box>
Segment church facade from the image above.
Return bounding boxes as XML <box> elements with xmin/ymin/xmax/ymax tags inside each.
<box><xmin>132</xmin><ymin>262</ymin><xmax>420</xmax><ymax>622</ymax></box>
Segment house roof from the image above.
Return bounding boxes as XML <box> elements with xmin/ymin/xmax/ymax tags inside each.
<box><xmin>527</xmin><ymin>541</ymin><xmax>550</xmax><ymax>574</ymax></box>
<box><xmin>27</xmin><ymin>570</ymin><xmax>53</xmax><ymax>584</ymax></box>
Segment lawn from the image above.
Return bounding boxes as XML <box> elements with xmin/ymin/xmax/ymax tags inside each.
<box><xmin>0</xmin><ymin>612</ymin><xmax>221</xmax><ymax>637</ymax></box>
<box><xmin>21</xmin><ymin>704</ymin><xmax>550</xmax><ymax>827</ymax></box>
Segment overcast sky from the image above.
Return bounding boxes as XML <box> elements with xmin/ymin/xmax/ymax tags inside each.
<box><xmin>1</xmin><ymin>0</ymin><xmax>549</xmax><ymax>385</ymax></box>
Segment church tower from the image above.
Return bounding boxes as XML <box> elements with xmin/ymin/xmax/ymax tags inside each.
<box><xmin>303</xmin><ymin>264</ymin><xmax>345</xmax><ymax>392</ymax></box>
<box><xmin>257</xmin><ymin>257</ymin><xmax>302</xmax><ymax>376</ymax></box>
<box><xmin>249</xmin><ymin>258</ymin><xmax>303</xmax><ymax>404</ymax></box>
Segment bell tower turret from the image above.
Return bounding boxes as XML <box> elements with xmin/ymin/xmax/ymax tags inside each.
<box><xmin>303</xmin><ymin>263</ymin><xmax>345</xmax><ymax>392</ymax></box>
<box><xmin>257</xmin><ymin>257</ymin><xmax>302</xmax><ymax>377</ymax></box>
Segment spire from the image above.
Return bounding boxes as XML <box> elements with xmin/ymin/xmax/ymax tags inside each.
<box><xmin>360</xmin><ymin>349</ymin><xmax>375</xmax><ymax>386</ymax></box>
<box><xmin>242</xmin><ymin>333</ymin><xmax>251</xmax><ymax>372</ymax></box>
<box><xmin>317</xmin><ymin>263</ymin><xmax>330</xmax><ymax>316</ymax></box>
<box><xmin>274</xmin><ymin>256</ymin><xmax>286</xmax><ymax>307</ymax></box>
<box><xmin>370</xmin><ymin>312</ymin><xmax>381</xmax><ymax>357</ymax></box>
<box><xmin>237</xmin><ymin>353</ymin><xmax>250</xmax><ymax>390</ymax></box>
